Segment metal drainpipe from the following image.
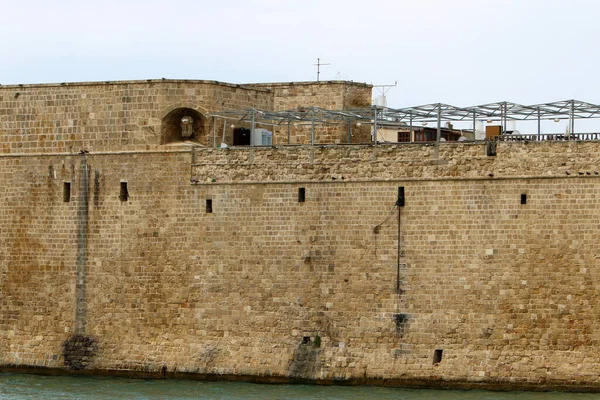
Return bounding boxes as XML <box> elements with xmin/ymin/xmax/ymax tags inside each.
<box><xmin>75</xmin><ymin>156</ymin><xmax>89</xmax><ymax>335</ymax></box>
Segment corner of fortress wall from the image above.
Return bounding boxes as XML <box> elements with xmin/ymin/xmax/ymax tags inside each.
<box><xmin>3</xmin><ymin>80</ymin><xmax>600</xmax><ymax>390</ymax></box>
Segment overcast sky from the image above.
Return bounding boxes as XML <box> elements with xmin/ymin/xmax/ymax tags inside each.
<box><xmin>1</xmin><ymin>0</ymin><xmax>598</xmax><ymax>110</ymax></box>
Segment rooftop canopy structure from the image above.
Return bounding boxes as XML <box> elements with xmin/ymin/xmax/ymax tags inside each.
<box><xmin>209</xmin><ymin>99</ymin><xmax>600</xmax><ymax>144</ymax></box>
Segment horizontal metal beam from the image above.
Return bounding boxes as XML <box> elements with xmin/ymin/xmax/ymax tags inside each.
<box><xmin>208</xmin><ymin>99</ymin><xmax>600</xmax><ymax>127</ymax></box>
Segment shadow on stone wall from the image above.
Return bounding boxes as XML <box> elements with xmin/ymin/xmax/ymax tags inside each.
<box><xmin>62</xmin><ymin>334</ymin><xmax>97</xmax><ymax>370</ymax></box>
<box><xmin>288</xmin><ymin>337</ymin><xmax>322</xmax><ymax>380</ymax></box>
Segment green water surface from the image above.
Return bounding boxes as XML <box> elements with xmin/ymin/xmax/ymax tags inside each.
<box><xmin>1</xmin><ymin>373</ymin><xmax>600</xmax><ymax>400</ymax></box>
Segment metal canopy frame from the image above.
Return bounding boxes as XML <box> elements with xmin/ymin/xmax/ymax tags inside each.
<box><xmin>208</xmin><ymin>99</ymin><xmax>600</xmax><ymax>144</ymax></box>
<box><xmin>209</xmin><ymin>106</ymin><xmax>375</xmax><ymax>125</ymax></box>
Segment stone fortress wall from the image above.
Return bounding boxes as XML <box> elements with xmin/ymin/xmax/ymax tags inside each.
<box><xmin>1</xmin><ymin>80</ymin><xmax>600</xmax><ymax>391</ymax></box>
<box><xmin>0</xmin><ymin>79</ymin><xmax>370</xmax><ymax>153</ymax></box>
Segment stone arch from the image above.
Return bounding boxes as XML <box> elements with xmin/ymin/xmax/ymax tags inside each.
<box><xmin>160</xmin><ymin>107</ymin><xmax>206</xmax><ymax>144</ymax></box>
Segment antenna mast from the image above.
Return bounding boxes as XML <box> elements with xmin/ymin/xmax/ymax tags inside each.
<box><xmin>373</xmin><ymin>81</ymin><xmax>398</xmax><ymax>96</ymax></box>
<box><xmin>372</xmin><ymin>81</ymin><xmax>397</xmax><ymax>107</ymax></box>
<box><xmin>313</xmin><ymin>58</ymin><xmax>331</xmax><ymax>82</ymax></box>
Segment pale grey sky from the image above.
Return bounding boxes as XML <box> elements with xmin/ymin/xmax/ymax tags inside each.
<box><xmin>1</xmin><ymin>0</ymin><xmax>599</xmax><ymax>111</ymax></box>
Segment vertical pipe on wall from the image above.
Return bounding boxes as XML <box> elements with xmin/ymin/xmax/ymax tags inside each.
<box><xmin>311</xmin><ymin>117</ymin><xmax>315</xmax><ymax>146</ymax></box>
<box><xmin>287</xmin><ymin>120</ymin><xmax>291</xmax><ymax>145</ymax></box>
<box><xmin>75</xmin><ymin>156</ymin><xmax>89</xmax><ymax>335</ymax></box>
<box><xmin>222</xmin><ymin>118</ymin><xmax>227</xmax><ymax>146</ymax></box>
<box><xmin>397</xmin><ymin>204</ymin><xmax>401</xmax><ymax>292</ymax></box>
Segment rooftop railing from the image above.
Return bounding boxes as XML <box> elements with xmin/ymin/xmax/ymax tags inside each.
<box><xmin>498</xmin><ymin>133</ymin><xmax>600</xmax><ymax>142</ymax></box>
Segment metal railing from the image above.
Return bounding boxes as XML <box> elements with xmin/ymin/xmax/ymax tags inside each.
<box><xmin>499</xmin><ymin>133</ymin><xmax>600</xmax><ymax>142</ymax></box>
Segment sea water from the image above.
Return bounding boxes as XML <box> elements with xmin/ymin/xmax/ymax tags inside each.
<box><xmin>2</xmin><ymin>373</ymin><xmax>600</xmax><ymax>400</ymax></box>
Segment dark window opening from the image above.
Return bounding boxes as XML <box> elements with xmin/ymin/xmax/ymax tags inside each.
<box><xmin>298</xmin><ymin>187</ymin><xmax>306</xmax><ymax>203</ymax></box>
<box><xmin>521</xmin><ymin>194</ymin><xmax>527</xmax><ymax>204</ymax></box>
<box><xmin>302</xmin><ymin>336</ymin><xmax>311</xmax><ymax>345</ymax></box>
<box><xmin>433</xmin><ymin>349</ymin><xmax>443</xmax><ymax>364</ymax></box>
<box><xmin>206</xmin><ymin>199</ymin><xmax>213</xmax><ymax>213</ymax></box>
<box><xmin>486</xmin><ymin>141</ymin><xmax>497</xmax><ymax>157</ymax></box>
<box><xmin>119</xmin><ymin>182</ymin><xmax>129</xmax><ymax>202</ymax></box>
<box><xmin>63</xmin><ymin>182</ymin><xmax>71</xmax><ymax>203</ymax></box>
<box><xmin>397</xmin><ymin>186</ymin><xmax>405</xmax><ymax>207</ymax></box>
<box><xmin>233</xmin><ymin>127</ymin><xmax>251</xmax><ymax>146</ymax></box>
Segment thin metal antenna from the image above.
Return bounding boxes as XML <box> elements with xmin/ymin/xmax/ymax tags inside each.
<box><xmin>372</xmin><ymin>81</ymin><xmax>397</xmax><ymax>107</ymax></box>
<box><xmin>373</xmin><ymin>81</ymin><xmax>397</xmax><ymax>96</ymax></box>
<box><xmin>313</xmin><ymin>58</ymin><xmax>330</xmax><ymax>82</ymax></box>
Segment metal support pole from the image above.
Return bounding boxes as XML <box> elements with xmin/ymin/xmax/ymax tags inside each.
<box><xmin>537</xmin><ymin>108</ymin><xmax>541</xmax><ymax>140</ymax></box>
<box><xmin>502</xmin><ymin>103</ymin><xmax>507</xmax><ymax>134</ymax></box>
<box><xmin>212</xmin><ymin>117</ymin><xmax>216</xmax><ymax>148</ymax></box>
<box><xmin>472</xmin><ymin>112</ymin><xmax>476</xmax><ymax>140</ymax></box>
<box><xmin>436</xmin><ymin>104</ymin><xmax>441</xmax><ymax>142</ymax></box>
<box><xmin>287</xmin><ymin>120</ymin><xmax>291</xmax><ymax>144</ymax></box>
<box><xmin>409</xmin><ymin>111</ymin><xmax>413</xmax><ymax>142</ymax></box>
<box><xmin>311</xmin><ymin>117</ymin><xmax>315</xmax><ymax>146</ymax></box>
<box><xmin>317</xmin><ymin>58</ymin><xmax>320</xmax><ymax>82</ymax></box>
<box><xmin>373</xmin><ymin>107</ymin><xmax>378</xmax><ymax>145</ymax></box>
<box><xmin>221</xmin><ymin>118</ymin><xmax>226</xmax><ymax>145</ymax></box>
<box><xmin>250</xmin><ymin>110</ymin><xmax>256</xmax><ymax>146</ymax></box>
<box><xmin>347</xmin><ymin>120</ymin><xmax>352</xmax><ymax>144</ymax></box>
<box><xmin>570</xmin><ymin>100</ymin><xmax>575</xmax><ymax>136</ymax></box>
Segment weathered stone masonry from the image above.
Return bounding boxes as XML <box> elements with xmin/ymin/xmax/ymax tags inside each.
<box><xmin>2</xmin><ymin>79</ymin><xmax>600</xmax><ymax>391</ymax></box>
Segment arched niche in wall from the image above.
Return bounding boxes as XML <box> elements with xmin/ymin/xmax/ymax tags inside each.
<box><xmin>161</xmin><ymin>107</ymin><xmax>205</xmax><ymax>144</ymax></box>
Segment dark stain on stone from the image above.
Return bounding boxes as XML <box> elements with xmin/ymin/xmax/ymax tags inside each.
<box><xmin>62</xmin><ymin>334</ymin><xmax>97</xmax><ymax>370</ymax></box>
<box><xmin>393</xmin><ymin>313</ymin><xmax>409</xmax><ymax>337</ymax></box>
<box><xmin>289</xmin><ymin>338</ymin><xmax>321</xmax><ymax>380</ymax></box>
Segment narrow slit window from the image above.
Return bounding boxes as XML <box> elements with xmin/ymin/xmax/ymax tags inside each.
<box><xmin>94</xmin><ymin>171</ymin><xmax>100</xmax><ymax>206</ymax></box>
<box><xmin>63</xmin><ymin>182</ymin><xmax>71</xmax><ymax>203</ymax></box>
<box><xmin>433</xmin><ymin>349</ymin><xmax>443</xmax><ymax>364</ymax></box>
<box><xmin>521</xmin><ymin>194</ymin><xmax>527</xmax><ymax>204</ymax></box>
<box><xmin>119</xmin><ymin>182</ymin><xmax>129</xmax><ymax>202</ymax></box>
<box><xmin>298</xmin><ymin>187</ymin><xmax>306</xmax><ymax>203</ymax></box>
<box><xmin>206</xmin><ymin>199</ymin><xmax>213</xmax><ymax>213</ymax></box>
<box><xmin>397</xmin><ymin>186</ymin><xmax>405</xmax><ymax>207</ymax></box>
